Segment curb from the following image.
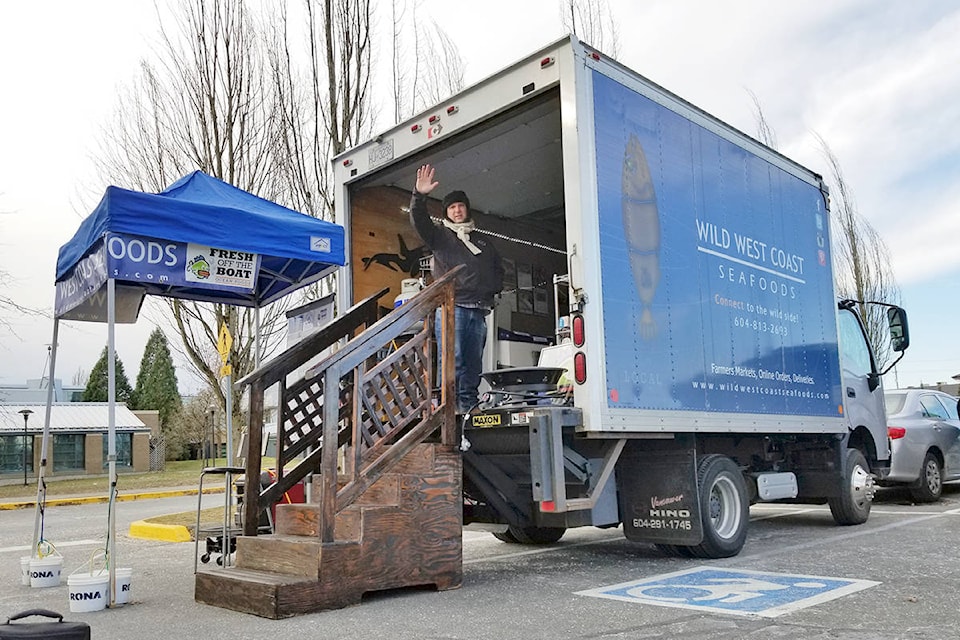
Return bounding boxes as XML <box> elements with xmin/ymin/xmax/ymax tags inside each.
<box><xmin>0</xmin><ymin>486</ymin><xmax>225</xmax><ymax>511</ymax></box>
<box><xmin>129</xmin><ymin>520</ymin><xmax>193</xmax><ymax>543</ymax></box>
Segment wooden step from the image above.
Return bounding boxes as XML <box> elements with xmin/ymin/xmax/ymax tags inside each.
<box><xmin>274</xmin><ymin>503</ymin><xmax>362</xmax><ymax>539</ymax></box>
<box><xmin>235</xmin><ymin>534</ymin><xmax>323</xmax><ymax>578</ymax></box>
<box><xmin>195</xmin><ymin>558</ymin><xmax>361</xmax><ymax>619</ymax></box>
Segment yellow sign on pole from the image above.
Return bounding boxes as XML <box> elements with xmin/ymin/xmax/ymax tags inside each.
<box><xmin>217</xmin><ymin>324</ymin><xmax>232</xmax><ymax>362</ymax></box>
<box><xmin>218</xmin><ymin>324</ymin><xmax>233</xmax><ymax>378</ymax></box>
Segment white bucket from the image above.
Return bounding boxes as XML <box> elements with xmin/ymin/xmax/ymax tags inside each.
<box><xmin>67</xmin><ymin>571</ymin><xmax>110</xmax><ymax>613</ymax></box>
<box><xmin>113</xmin><ymin>567</ymin><xmax>133</xmax><ymax>605</ymax></box>
<box><xmin>30</xmin><ymin>555</ymin><xmax>63</xmax><ymax>588</ymax></box>
<box><xmin>20</xmin><ymin>556</ymin><xmax>31</xmax><ymax>586</ymax></box>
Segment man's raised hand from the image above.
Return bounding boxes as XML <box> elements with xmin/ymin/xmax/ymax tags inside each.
<box><xmin>416</xmin><ymin>164</ymin><xmax>439</xmax><ymax>195</ymax></box>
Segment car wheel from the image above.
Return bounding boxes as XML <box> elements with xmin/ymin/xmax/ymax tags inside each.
<box><xmin>828</xmin><ymin>448</ymin><xmax>873</xmax><ymax>525</ymax></box>
<box><xmin>909</xmin><ymin>452</ymin><xmax>943</xmax><ymax>503</ymax></box>
<box><xmin>688</xmin><ymin>454</ymin><xmax>749</xmax><ymax>559</ymax></box>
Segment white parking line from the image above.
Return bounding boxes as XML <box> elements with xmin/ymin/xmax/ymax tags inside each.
<box><xmin>0</xmin><ymin>539</ymin><xmax>101</xmax><ymax>555</ymax></box>
<box><xmin>750</xmin><ymin>508</ymin><xmax>818</xmax><ymax>521</ymax></box>
<box><xmin>465</xmin><ymin>505</ymin><xmax>960</xmax><ymax>565</ymax></box>
<box><xmin>464</xmin><ymin>531</ymin><xmax>623</xmax><ymax>565</ymax></box>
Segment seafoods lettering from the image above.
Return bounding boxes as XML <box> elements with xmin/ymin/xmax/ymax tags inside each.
<box><xmin>107</xmin><ymin>236</ymin><xmax>178</xmax><ymax>266</ymax></box>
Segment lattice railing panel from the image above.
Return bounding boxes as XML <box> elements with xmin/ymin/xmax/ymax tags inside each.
<box><xmin>357</xmin><ymin>331</ymin><xmax>431</xmax><ymax>453</ymax></box>
<box><xmin>280</xmin><ymin>374</ymin><xmax>356</xmax><ymax>463</ymax></box>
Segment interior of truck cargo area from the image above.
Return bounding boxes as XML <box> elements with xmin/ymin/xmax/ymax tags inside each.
<box><xmin>346</xmin><ymin>87</ymin><xmax>573</xmax><ymax>376</ymax></box>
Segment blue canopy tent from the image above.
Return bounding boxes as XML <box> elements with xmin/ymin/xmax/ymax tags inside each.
<box><xmin>37</xmin><ymin>171</ymin><xmax>345</xmax><ymax>603</ymax></box>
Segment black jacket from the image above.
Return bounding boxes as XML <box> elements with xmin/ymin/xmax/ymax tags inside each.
<box><xmin>410</xmin><ymin>191</ymin><xmax>504</xmax><ymax>308</ymax></box>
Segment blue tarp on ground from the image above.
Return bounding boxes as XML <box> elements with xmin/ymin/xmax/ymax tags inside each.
<box><xmin>54</xmin><ymin>171</ymin><xmax>345</xmax><ymax>320</ymax></box>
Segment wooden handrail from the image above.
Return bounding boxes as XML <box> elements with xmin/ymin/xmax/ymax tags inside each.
<box><xmin>238</xmin><ymin>287</ymin><xmax>387</xmax><ymax>536</ymax></box>
<box><xmin>237</xmin><ymin>288</ymin><xmax>388</xmax><ymax>389</ymax></box>
<box><xmin>239</xmin><ymin>268</ymin><xmax>461</xmax><ymax>537</ymax></box>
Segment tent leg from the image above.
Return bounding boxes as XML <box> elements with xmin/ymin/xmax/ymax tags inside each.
<box><xmin>107</xmin><ymin>278</ymin><xmax>118</xmax><ymax>607</ymax></box>
<box><xmin>32</xmin><ymin>319</ymin><xmax>60</xmax><ymax>555</ymax></box>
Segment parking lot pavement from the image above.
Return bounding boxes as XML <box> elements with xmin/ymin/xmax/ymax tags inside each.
<box><xmin>1</xmin><ymin>485</ymin><xmax>958</xmax><ymax>640</ymax></box>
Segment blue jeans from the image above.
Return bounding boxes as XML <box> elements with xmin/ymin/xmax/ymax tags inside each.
<box><xmin>436</xmin><ymin>306</ymin><xmax>488</xmax><ymax>413</ymax></box>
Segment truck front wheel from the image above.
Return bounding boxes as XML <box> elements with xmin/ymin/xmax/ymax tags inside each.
<box><xmin>828</xmin><ymin>448</ymin><xmax>873</xmax><ymax>525</ymax></box>
<box><xmin>688</xmin><ymin>454</ymin><xmax>749</xmax><ymax>559</ymax></box>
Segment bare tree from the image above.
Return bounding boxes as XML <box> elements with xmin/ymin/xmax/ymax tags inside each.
<box><xmin>0</xmin><ymin>267</ymin><xmax>42</xmax><ymax>336</ymax></box>
<box><xmin>559</xmin><ymin>0</ymin><xmax>620</xmax><ymax>58</ymax></box>
<box><xmin>412</xmin><ymin>21</ymin><xmax>465</xmax><ymax>113</ymax></box>
<box><xmin>0</xmin><ymin>209</ymin><xmax>45</xmax><ymax>335</ymax></box>
<box><xmin>816</xmin><ymin>134</ymin><xmax>901</xmax><ymax>367</ymax></box>
<box><xmin>388</xmin><ymin>1</ymin><xmax>465</xmax><ymax>124</ymax></box>
<box><xmin>71</xmin><ymin>367</ymin><xmax>89</xmax><ymax>387</ymax></box>
<box><xmin>93</xmin><ymin>0</ymin><xmax>382</xmax><ymax>426</ymax></box>
<box><xmin>747</xmin><ymin>89</ymin><xmax>778</xmax><ymax>150</ymax></box>
<box><xmin>746</xmin><ymin>94</ymin><xmax>901</xmax><ymax>367</ymax></box>
<box><xmin>94</xmin><ymin>0</ymin><xmax>292</xmax><ymax>423</ymax></box>
<box><xmin>265</xmin><ymin>0</ymin><xmax>374</xmax><ymax>216</ymax></box>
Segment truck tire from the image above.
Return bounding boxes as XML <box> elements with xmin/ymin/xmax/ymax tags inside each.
<box><xmin>689</xmin><ymin>454</ymin><xmax>749</xmax><ymax>559</ymax></box>
<box><xmin>654</xmin><ymin>543</ymin><xmax>696</xmax><ymax>558</ymax></box>
<box><xmin>828</xmin><ymin>448</ymin><xmax>873</xmax><ymax>525</ymax></box>
<box><xmin>909</xmin><ymin>452</ymin><xmax>943</xmax><ymax>503</ymax></box>
<box><xmin>492</xmin><ymin>528</ymin><xmax>519</xmax><ymax>543</ymax></box>
<box><xmin>493</xmin><ymin>526</ymin><xmax>565</xmax><ymax>544</ymax></box>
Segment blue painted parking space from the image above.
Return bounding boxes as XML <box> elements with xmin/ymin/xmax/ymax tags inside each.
<box><xmin>576</xmin><ymin>566</ymin><xmax>879</xmax><ymax>618</ymax></box>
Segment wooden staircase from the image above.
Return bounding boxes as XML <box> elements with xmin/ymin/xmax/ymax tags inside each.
<box><xmin>195</xmin><ymin>270</ymin><xmax>464</xmax><ymax>618</ymax></box>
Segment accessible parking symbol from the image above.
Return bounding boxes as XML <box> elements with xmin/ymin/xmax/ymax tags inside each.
<box><xmin>576</xmin><ymin>566</ymin><xmax>879</xmax><ymax>618</ymax></box>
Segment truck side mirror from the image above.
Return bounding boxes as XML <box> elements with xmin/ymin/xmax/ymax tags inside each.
<box><xmin>887</xmin><ymin>307</ymin><xmax>909</xmax><ymax>352</ymax></box>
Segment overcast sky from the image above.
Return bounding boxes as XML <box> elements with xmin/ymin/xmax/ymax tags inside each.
<box><xmin>1</xmin><ymin>0</ymin><xmax>958</xmax><ymax>392</ymax></box>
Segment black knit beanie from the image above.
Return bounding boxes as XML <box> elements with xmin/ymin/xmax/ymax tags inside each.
<box><xmin>441</xmin><ymin>190</ymin><xmax>470</xmax><ymax>217</ymax></box>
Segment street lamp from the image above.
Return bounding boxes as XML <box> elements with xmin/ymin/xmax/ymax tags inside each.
<box><xmin>18</xmin><ymin>409</ymin><xmax>33</xmax><ymax>486</ymax></box>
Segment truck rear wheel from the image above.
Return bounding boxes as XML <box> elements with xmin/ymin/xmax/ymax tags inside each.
<box><xmin>828</xmin><ymin>448</ymin><xmax>873</xmax><ymax>525</ymax></box>
<box><xmin>492</xmin><ymin>526</ymin><xmax>565</xmax><ymax>544</ymax></box>
<box><xmin>688</xmin><ymin>454</ymin><xmax>749</xmax><ymax>559</ymax></box>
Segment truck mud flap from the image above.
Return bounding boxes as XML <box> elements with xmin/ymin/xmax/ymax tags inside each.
<box><xmin>617</xmin><ymin>439</ymin><xmax>703</xmax><ymax>545</ymax></box>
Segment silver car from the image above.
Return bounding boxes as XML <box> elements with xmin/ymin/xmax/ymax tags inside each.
<box><xmin>881</xmin><ymin>389</ymin><xmax>960</xmax><ymax>502</ymax></box>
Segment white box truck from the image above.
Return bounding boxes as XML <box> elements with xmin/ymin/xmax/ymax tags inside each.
<box><xmin>332</xmin><ymin>36</ymin><xmax>909</xmax><ymax>558</ymax></box>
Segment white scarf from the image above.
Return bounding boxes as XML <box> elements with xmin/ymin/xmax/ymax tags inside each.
<box><xmin>442</xmin><ymin>219</ymin><xmax>482</xmax><ymax>255</ymax></box>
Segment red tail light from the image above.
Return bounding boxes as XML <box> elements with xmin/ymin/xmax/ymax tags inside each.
<box><xmin>887</xmin><ymin>426</ymin><xmax>906</xmax><ymax>440</ymax></box>
<box><xmin>574</xmin><ymin>352</ymin><xmax>586</xmax><ymax>384</ymax></box>
<box><xmin>572</xmin><ymin>314</ymin><xmax>585</xmax><ymax>347</ymax></box>
<box><xmin>540</xmin><ymin>500</ymin><xmax>555</xmax><ymax>512</ymax></box>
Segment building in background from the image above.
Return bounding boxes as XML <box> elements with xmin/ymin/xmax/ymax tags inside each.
<box><xmin>0</xmin><ymin>378</ymin><xmax>85</xmax><ymax>403</ymax></box>
<box><xmin>0</xmin><ymin>403</ymin><xmax>151</xmax><ymax>481</ymax></box>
